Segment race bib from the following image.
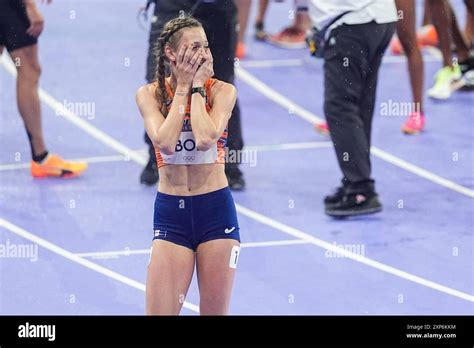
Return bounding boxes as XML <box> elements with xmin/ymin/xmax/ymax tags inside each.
<box><xmin>161</xmin><ymin>130</ymin><xmax>218</xmax><ymax>165</ymax></box>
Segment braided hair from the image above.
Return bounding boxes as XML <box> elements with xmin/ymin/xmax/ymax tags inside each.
<box><xmin>153</xmin><ymin>16</ymin><xmax>203</xmax><ymax>117</ymax></box>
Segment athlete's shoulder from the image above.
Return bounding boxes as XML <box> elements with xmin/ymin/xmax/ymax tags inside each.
<box><xmin>136</xmin><ymin>82</ymin><xmax>156</xmax><ymax>98</ymax></box>
<box><xmin>136</xmin><ymin>83</ymin><xmax>159</xmax><ymax>108</ymax></box>
<box><xmin>208</xmin><ymin>79</ymin><xmax>236</xmax><ymax>97</ymax></box>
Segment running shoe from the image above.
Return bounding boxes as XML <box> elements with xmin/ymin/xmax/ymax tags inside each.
<box><xmin>140</xmin><ymin>157</ymin><xmax>159</xmax><ymax>185</ymax></box>
<box><xmin>225</xmin><ymin>164</ymin><xmax>245</xmax><ymax>191</ymax></box>
<box><xmin>402</xmin><ymin>111</ymin><xmax>425</xmax><ymax>135</ymax></box>
<box><xmin>267</xmin><ymin>26</ymin><xmax>307</xmax><ymax>49</ymax></box>
<box><xmin>314</xmin><ymin>121</ymin><xmax>330</xmax><ymax>136</ymax></box>
<box><xmin>324</xmin><ymin>186</ymin><xmax>346</xmax><ymax>209</ymax></box>
<box><xmin>427</xmin><ymin>65</ymin><xmax>462</xmax><ymax>100</ymax></box>
<box><xmin>458</xmin><ymin>55</ymin><xmax>474</xmax><ymax>90</ymax></box>
<box><xmin>417</xmin><ymin>24</ymin><xmax>439</xmax><ymax>47</ymax></box>
<box><xmin>31</xmin><ymin>153</ymin><xmax>87</xmax><ymax>178</ymax></box>
<box><xmin>254</xmin><ymin>21</ymin><xmax>267</xmax><ymax>41</ymax></box>
<box><xmin>236</xmin><ymin>41</ymin><xmax>246</xmax><ymax>59</ymax></box>
<box><xmin>390</xmin><ymin>24</ymin><xmax>439</xmax><ymax>55</ymax></box>
<box><xmin>325</xmin><ymin>191</ymin><xmax>383</xmax><ymax>217</ymax></box>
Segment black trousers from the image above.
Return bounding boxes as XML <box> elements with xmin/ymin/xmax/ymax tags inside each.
<box><xmin>323</xmin><ymin>21</ymin><xmax>395</xmax><ymax>194</ymax></box>
<box><xmin>144</xmin><ymin>0</ymin><xmax>243</xmax><ymax>166</ymax></box>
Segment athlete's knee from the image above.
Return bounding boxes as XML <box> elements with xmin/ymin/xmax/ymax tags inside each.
<box><xmin>14</xmin><ymin>47</ymin><xmax>42</xmax><ymax>80</ymax></box>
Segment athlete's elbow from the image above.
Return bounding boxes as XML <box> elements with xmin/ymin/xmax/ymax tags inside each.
<box><xmin>158</xmin><ymin>143</ymin><xmax>175</xmax><ymax>155</ymax></box>
<box><xmin>196</xmin><ymin>137</ymin><xmax>215</xmax><ymax>151</ymax></box>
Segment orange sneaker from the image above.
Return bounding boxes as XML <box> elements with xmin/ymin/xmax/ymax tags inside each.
<box><xmin>314</xmin><ymin>122</ymin><xmax>330</xmax><ymax>136</ymax></box>
<box><xmin>236</xmin><ymin>41</ymin><xmax>246</xmax><ymax>59</ymax></box>
<box><xmin>417</xmin><ymin>24</ymin><xmax>438</xmax><ymax>47</ymax></box>
<box><xmin>31</xmin><ymin>154</ymin><xmax>88</xmax><ymax>178</ymax></box>
<box><xmin>389</xmin><ymin>35</ymin><xmax>404</xmax><ymax>55</ymax></box>
<box><xmin>268</xmin><ymin>26</ymin><xmax>307</xmax><ymax>49</ymax></box>
<box><xmin>390</xmin><ymin>25</ymin><xmax>439</xmax><ymax>55</ymax></box>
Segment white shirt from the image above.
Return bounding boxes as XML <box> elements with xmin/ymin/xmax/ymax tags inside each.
<box><xmin>306</xmin><ymin>0</ymin><xmax>398</xmax><ymax>31</ymax></box>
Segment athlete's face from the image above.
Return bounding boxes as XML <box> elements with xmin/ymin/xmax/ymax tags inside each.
<box><xmin>166</xmin><ymin>27</ymin><xmax>210</xmax><ymax>63</ymax></box>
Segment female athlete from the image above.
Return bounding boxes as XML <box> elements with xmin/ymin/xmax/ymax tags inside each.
<box><xmin>136</xmin><ymin>16</ymin><xmax>240</xmax><ymax>315</ymax></box>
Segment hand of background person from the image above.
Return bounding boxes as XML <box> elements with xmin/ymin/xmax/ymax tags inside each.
<box><xmin>24</xmin><ymin>0</ymin><xmax>53</xmax><ymax>38</ymax></box>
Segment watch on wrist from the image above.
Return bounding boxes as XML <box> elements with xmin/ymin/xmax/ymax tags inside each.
<box><xmin>191</xmin><ymin>87</ymin><xmax>206</xmax><ymax>99</ymax></box>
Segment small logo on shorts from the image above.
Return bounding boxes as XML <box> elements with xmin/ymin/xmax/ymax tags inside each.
<box><xmin>225</xmin><ymin>227</ymin><xmax>236</xmax><ymax>234</ymax></box>
<box><xmin>154</xmin><ymin>230</ymin><xmax>167</xmax><ymax>238</ymax></box>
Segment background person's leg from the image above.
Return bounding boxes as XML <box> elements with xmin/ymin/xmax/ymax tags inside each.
<box><xmin>198</xmin><ymin>5</ymin><xmax>246</xmax><ymax>190</ymax></box>
<box><xmin>235</xmin><ymin>0</ymin><xmax>251</xmax><ymax>58</ymax></box>
<box><xmin>196</xmin><ymin>239</ymin><xmax>239</xmax><ymax>315</ymax></box>
<box><xmin>255</xmin><ymin>0</ymin><xmax>270</xmax><ymax>40</ymax></box>
<box><xmin>146</xmin><ymin>240</ymin><xmax>195</xmax><ymax>315</ymax></box>
<box><xmin>141</xmin><ymin>16</ymin><xmax>171</xmax><ymax>185</ymax></box>
<box><xmin>396</xmin><ymin>0</ymin><xmax>424</xmax><ymax>113</ymax></box>
<box><xmin>9</xmin><ymin>44</ymin><xmax>47</xmax><ymax>160</ymax></box>
<box><xmin>324</xmin><ymin>28</ymin><xmax>372</xmax><ymax>193</ymax></box>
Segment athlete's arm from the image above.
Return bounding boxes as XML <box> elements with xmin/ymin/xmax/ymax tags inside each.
<box><xmin>136</xmin><ymin>85</ymin><xmax>189</xmax><ymax>156</ymax></box>
<box><xmin>190</xmin><ymin>52</ymin><xmax>237</xmax><ymax>151</ymax></box>
<box><xmin>136</xmin><ymin>45</ymin><xmax>202</xmax><ymax>155</ymax></box>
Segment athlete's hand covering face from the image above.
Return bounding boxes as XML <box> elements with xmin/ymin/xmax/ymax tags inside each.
<box><xmin>193</xmin><ymin>48</ymin><xmax>214</xmax><ymax>87</ymax></box>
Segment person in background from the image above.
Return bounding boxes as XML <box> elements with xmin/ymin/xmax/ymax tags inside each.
<box><xmin>235</xmin><ymin>0</ymin><xmax>311</xmax><ymax>57</ymax></box>
<box><xmin>425</xmin><ymin>0</ymin><xmax>474</xmax><ymax>99</ymax></box>
<box><xmin>140</xmin><ymin>0</ymin><xmax>246</xmax><ymax>190</ymax></box>
<box><xmin>308</xmin><ymin>0</ymin><xmax>397</xmax><ymax>217</ymax></box>
<box><xmin>0</xmin><ymin>0</ymin><xmax>87</xmax><ymax>178</ymax></box>
<box><xmin>267</xmin><ymin>0</ymin><xmax>311</xmax><ymax>49</ymax></box>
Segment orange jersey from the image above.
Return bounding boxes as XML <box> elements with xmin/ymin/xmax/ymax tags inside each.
<box><xmin>154</xmin><ymin>78</ymin><xmax>228</xmax><ymax>168</ymax></box>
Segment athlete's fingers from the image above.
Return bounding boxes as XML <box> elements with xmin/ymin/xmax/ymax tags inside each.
<box><xmin>177</xmin><ymin>44</ymin><xmax>187</xmax><ymax>65</ymax></box>
<box><xmin>189</xmin><ymin>48</ymin><xmax>203</xmax><ymax>67</ymax></box>
<box><xmin>182</xmin><ymin>45</ymin><xmax>195</xmax><ymax>65</ymax></box>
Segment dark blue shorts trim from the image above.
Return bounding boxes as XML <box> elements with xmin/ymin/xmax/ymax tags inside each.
<box><xmin>153</xmin><ymin>187</ymin><xmax>240</xmax><ymax>251</ymax></box>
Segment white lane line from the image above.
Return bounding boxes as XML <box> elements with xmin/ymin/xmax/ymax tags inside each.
<box><xmin>235</xmin><ymin>53</ymin><xmax>442</xmax><ymax>69</ymax></box>
<box><xmin>0</xmin><ymin>154</ymin><xmax>129</xmax><ymax>171</ymax></box>
<box><xmin>235</xmin><ymin>66</ymin><xmax>474</xmax><ymax>198</ymax></box>
<box><xmin>75</xmin><ymin>239</ymin><xmax>311</xmax><ymax>259</ymax></box>
<box><xmin>2</xmin><ymin>51</ymin><xmax>472</xmax><ymax>303</ymax></box>
<box><xmin>235</xmin><ymin>204</ymin><xmax>474</xmax><ymax>302</ymax></box>
<box><xmin>246</xmin><ymin>141</ymin><xmax>333</xmax><ymax>152</ymax></box>
<box><xmin>0</xmin><ymin>218</ymin><xmax>200</xmax><ymax>314</ymax></box>
<box><xmin>0</xmin><ymin>54</ymin><xmax>148</xmax><ymax>166</ymax></box>
<box><xmin>238</xmin><ymin>59</ymin><xmax>304</xmax><ymax>68</ymax></box>
<box><xmin>0</xmin><ymin>142</ymin><xmax>334</xmax><ymax>172</ymax></box>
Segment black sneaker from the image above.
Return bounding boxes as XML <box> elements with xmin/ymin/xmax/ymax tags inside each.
<box><xmin>325</xmin><ymin>191</ymin><xmax>382</xmax><ymax>217</ymax></box>
<box><xmin>225</xmin><ymin>165</ymin><xmax>246</xmax><ymax>191</ymax></box>
<box><xmin>324</xmin><ymin>186</ymin><xmax>346</xmax><ymax>209</ymax></box>
<box><xmin>255</xmin><ymin>21</ymin><xmax>267</xmax><ymax>41</ymax></box>
<box><xmin>459</xmin><ymin>55</ymin><xmax>474</xmax><ymax>90</ymax></box>
<box><xmin>140</xmin><ymin>158</ymin><xmax>159</xmax><ymax>186</ymax></box>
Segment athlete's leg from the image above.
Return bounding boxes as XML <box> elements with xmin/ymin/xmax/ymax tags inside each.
<box><xmin>146</xmin><ymin>240</ymin><xmax>195</xmax><ymax>315</ymax></box>
<box><xmin>466</xmin><ymin>10</ymin><xmax>474</xmax><ymax>45</ymax></box>
<box><xmin>448</xmin><ymin>1</ymin><xmax>470</xmax><ymax>62</ymax></box>
<box><xmin>196</xmin><ymin>239</ymin><xmax>240</xmax><ymax>315</ymax></box>
<box><xmin>236</xmin><ymin>0</ymin><xmax>251</xmax><ymax>45</ymax></box>
<box><xmin>256</xmin><ymin>0</ymin><xmax>269</xmax><ymax>24</ymax></box>
<box><xmin>9</xmin><ymin>44</ymin><xmax>47</xmax><ymax>158</ymax></box>
<box><xmin>422</xmin><ymin>0</ymin><xmax>432</xmax><ymax>26</ymax></box>
<box><xmin>395</xmin><ymin>0</ymin><xmax>424</xmax><ymax>113</ymax></box>
<box><xmin>427</xmin><ymin>0</ymin><xmax>453</xmax><ymax>67</ymax></box>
